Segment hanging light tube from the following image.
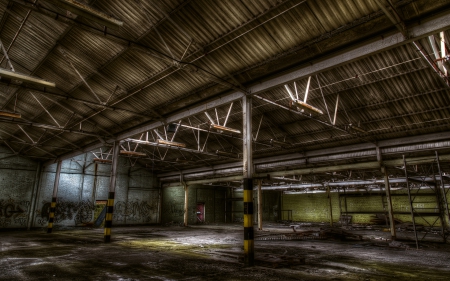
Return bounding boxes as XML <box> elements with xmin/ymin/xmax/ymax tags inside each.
<box><xmin>45</xmin><ymin>0</ymin><xmax>123</xmax><ymax>29</ymax></box>
<box><xmin>0</xmin><ymin>110</ymin><xmax>21</xmax><ymax>118</ymax></box>
<box><xmin>176</xmin><ymin>158</ymin><xmax>194</xmax><ymax>163</ymax></box>
<box><xmin>0</xmin><ymin>68</ymin><xmax>55</xmax><ymax>88</ymax></box>
<box><xmin>350</xmin><ymin>124</ymin><xmax>367</xmax><ymax>133</ymax></box>
<box><xmin>216</xmin><ymin>150</ymin><xmax>240</xmax><ymax>159</ymax></box>
<box><xmin>119</xmin><ymin>150</ymin><xmax>147</xmax><ymax>157</ymax></box>
<box><xmin>93</xmin><ymin>158</ymin><xmax>112</xmax><ymax>163</ymax></box>
<box><xmin>270</xmin><ymin>139</ymin><xmax>291</xmax><ymax>148</ymax></box>
<box><xmin>157</xmin><ymin>139</ymin><xmax>186</xmax><ymax>148</ymax></box>
<box><xmin>293</xmin><ymin>100</ymin><xmax>323</xmax><ymax>115</ymax></box>
<box><xmin>210</xmin><ymin>124</ymin><xmax>241</xmax><ymax>134</ymax></box>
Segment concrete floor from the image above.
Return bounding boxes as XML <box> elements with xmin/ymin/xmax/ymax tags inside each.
<box><xmin>1</xmin><ymin>224</ymin><xmax>450</xmax><ymax>280</ymax></box>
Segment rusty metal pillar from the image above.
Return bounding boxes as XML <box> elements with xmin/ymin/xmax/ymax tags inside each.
<box><xmin>28</xmin><ymin>162</ymin><xmax>42</xmax><ymax>230</ymax></box>
<box><xmin>243</xmin><ymin>95</ymin><xmax>254</xmax><ymax>266</ymax></box>
<box><xmin>382</xmin><ymin>166</ymin><xmax>396</xmax><ymax>240</ymax></box>
<box><xmin>183</xmin><ymin>183</ymin><xmax>189</xmax><ymax>226</ymax></box>
<box><xmin>47</xmin><ymin>161</ymin><xmax>62</xmax><ymax>233</ymax></box>
<box><xmin>104</xmin><ymin>141</ymin><xmax>120</xmax><ymax>243</ymax></box>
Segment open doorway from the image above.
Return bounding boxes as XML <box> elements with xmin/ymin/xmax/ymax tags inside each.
<box><xmin>196</xmin><ymin>202</ymin><xmax>205</xmax><ymax>223</ymax></box>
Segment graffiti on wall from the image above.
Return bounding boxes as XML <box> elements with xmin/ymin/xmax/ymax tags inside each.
<box><xmin>0</xmin><ymin>198</ymin><xmax>30</xmax><ymax>227</ymax></box>
<box><xmin>36</xmin><ymin>200</ymin><xmax>95</xmax><ymax>225</ymax></box>
<box><xmin>113</xmin><ymin>200</ymin><xmax>158</xmax><ymax>223</ymax></box>
<box><xmin>166</xmin><ymin>200</ymin><xmax>185</xmax><ymax>217</ymax></box>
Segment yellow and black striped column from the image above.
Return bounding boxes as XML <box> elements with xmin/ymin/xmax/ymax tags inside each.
<box><xmin>243</xmin><ymin>178</ymin><xmax>254</xmax><ymax>266</ymax></box>
<box><xmin>242</xmin><ymin>95</ymin><xmax>254</xmax><ymax>266</ymax></box>
<box><xmin>47</xmin><ymin>197</ymin><xmax>57</xmax><ymax>233</ymax></box>
<box><xmin>47</xmin><ymin>160</ymin><xmax>62</xmax><ymax>233</ymax></box>
<box><xmin>104</xmin><ymin>191</ymin><xmax>115</xmax><ymax>242</ymax></box>
<box><xmin>104</xmin><ymin>141</ymin><xmax>120</xmax><ymax>243</ymax></box>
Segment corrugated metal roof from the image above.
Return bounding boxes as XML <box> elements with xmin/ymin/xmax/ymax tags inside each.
<box><xmin>0</xmin><ymin>0</ymin><xmax>448</xmax><ymax>175</ymax></box>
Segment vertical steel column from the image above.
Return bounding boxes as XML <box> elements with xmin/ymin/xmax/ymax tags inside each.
<box><xmin>183</xmin><ymin>183</ymin><xmax>189</xmax><ymax>226</ymax></box>
<box><xmin>343</xmin><ymin>187</ymin><xmax>349</xmax><ymax>228</ymax></box>
<box><xmin>242</xmin><ymin>95</ymin><xmax>254</xmax><ymax>266</ymax></box>
<box><xmin>104</xmin><ymin>141</ymin><xmax>120</xmax><ymax>243</ymax></box>
<box><xmin>382</xmin><ymin>167</ymin><xmax>396</xmax><ymax>240</ymax></box>
<box><xmin>326</xmin><ymin>185</ymin><xmax>333</xmax><ymax>227</ymax></box>
<box><xmin>27</xmin><ymin>162</ymin><xmax>42</xmax><ymax>230</ymax></box>
<box><xmin>403</xmin><ymin>155</ymin><xmax>419</xmax><ymax>249</ymax></box>
<box><xmin>436</xmin><ymin>151</ymin><xmax>450</xmax><ymax>229</ymax></box>
<box><xmin>257</xmin><ymin>180</ymin><xmax>262</xmax><ymax>230</ymax></box>
<box><xmin>47</xmin><ymin>161</ymin><xmax>62</xmax><ymax>233</ymax></box>
<box><xmin>158</xmin><ymin>181</ymin><xmax>162</xmax><ymax>224</ymax></box>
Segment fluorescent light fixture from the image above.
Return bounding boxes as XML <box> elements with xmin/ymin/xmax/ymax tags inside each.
<box><xmin>0</xmin><ymin>68</ymin><xmax>55</xmax><ymax>88</ymax></box>
<box><xmin>157</xmin><ymin>139</ymin><xmax>186</xmax><ymax>148</ymax></box>
<box><xmin>119</xmin><ymin>150</ymin><xmax>147</xmax><ymax>157</ymax></box>
<box><xmin>349</xmin><ymin>124</ymin><xmax>367</xmax><ymax>133</ymax></box>
<box><xmin>176</xmin><ymin>158</ymin><xmax>194</xmax><ymax>163</ymax></box>
<box><xmin>293</xmin><ymin>100</ymin><xmax>323</xmax><ymax>115</ymax></box>
<box><xmin>93</xmin><ymin>158</ymin><xmax>112</xmax><ymax>163</ymax></box>
<box><xmin>45</xmin><ymin>0</ymin><xmax>123</xmax><ymax>29</ymax></box>
<box><xmin>216</xmin><ymin>150</ymin><xmax>239</xmax><ymax>159</ymax></box>
<box><xmin>210</xmin><ymin>124</ymin><xmax>241</xmax><ymax>134</ymax></box>
<box><xmin>0</xmin><ymin>110</ymin><xmax>21</xmax><ymax>118</ymax></box>
<box><xmin>270</xmin><ymin>139</ymin><xmax>290</xmax><ymax>148</ymax></box>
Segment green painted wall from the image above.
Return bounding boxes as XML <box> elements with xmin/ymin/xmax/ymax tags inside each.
<box><xmin>282</xmin><ymin>189</ymin><xmax>450</xmax><ymax>226</ymax></box>
<box><xmin>230</xmin><ymin>190</ymin><xmax>281</xmax><ymax>223</ymax></box>
<box><xmin>282</xmin><ymin>192</ymin><xmax>340</xmax><ymax>223</ymax></box>
<box><xmin>161</xmin><ymin>185</ymin><xmax>228</xmax><ymax>224</ymax></box>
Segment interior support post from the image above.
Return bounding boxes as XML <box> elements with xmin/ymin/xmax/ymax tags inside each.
<box><xmin>257</xmin><ymin>179</ymin><xmax>262</xmax><ymax>230</ymax></box>
<box><xmin>104</xmin><ymin>141</ymin><xmax>120</xmax><ymax>243</ymax></box>
<box><xmin>327</xmin><ymin>185</ymin><xmax>333</xmax><ymax>227</ymax></box>
<box><xmin>183</xmin><ymin>182</ymin><xmax>189</xmax><ymax>226</ymax></box>
<box><xmin>382</xmin><ymin>166</ymin><xmax>397</xmax><ymax>240</ymax></box>
<box><xmin>28</xmin><ymin>162</ymin><xmax>42</xmax><ymax>230</ymax></box>
<box><xmin>243</xmin><ymin>94</ymin><xmax>254</xmax><ymax>266</ymax></box>
<box><xmin>47</xmin><ymin>161</ymin><xmax>62</xmax><ymax>233</ymax></box>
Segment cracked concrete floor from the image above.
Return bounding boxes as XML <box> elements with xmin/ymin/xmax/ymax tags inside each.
<box><xmin>1</xmin><ymin>224</ymin><xmax>450</xmax><ymax>280</ymax></box>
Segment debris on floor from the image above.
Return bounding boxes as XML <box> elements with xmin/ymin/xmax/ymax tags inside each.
<box><xmin>389</xmin><ymin>240</ymin><xmax>410</xmax><ymax>250</ymax></box>
<box><xmin>256</xmin><ymin>227</ymin><xmax>362</xmax><ymax>241</ymax></box>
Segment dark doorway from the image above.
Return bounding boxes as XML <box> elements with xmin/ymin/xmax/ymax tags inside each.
<box><xmin>196</xmin><ymin>203</ymin><xmax>205</xmax><ymax>223</ymax></box>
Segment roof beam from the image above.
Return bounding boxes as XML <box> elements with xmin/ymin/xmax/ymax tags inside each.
<box><xmin>43</xmin><ymin>11</ymin><xmax>450</xmax><ymax>166</ymax></box>
<box><xmin>158</xmin><ymin>131</ymin><xmax>450</xmax><ymax>179</ymax></box>
<box><xmin>163</xmin><ymin>154</ymin><xmax>450</xmax><ymax>187</ymax></box>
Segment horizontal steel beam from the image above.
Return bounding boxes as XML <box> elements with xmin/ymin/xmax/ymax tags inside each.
<box><xmin>0</xmin><ymin>117</ymin><xmax>102</xmax><ymax>137</ymax></box>
<box><xmin>44</xmin><ymin>11</ymin><xmax>450</xmax><ymax>166</ymax></box>
<box><xmin>45</xmin><ymin>0</ymin><xmax>123</xmax><ymax>30</ymax></box>
<box><xmin>158</xmin><ymin>131</ymin><xmax>450</xmax><ymax>178</ymax></box>
<box><xmin>162</xmin><ymin>154</ymin><xmax>450</xmax><ymax>186</ymax></box>
<box><xmin>248</xmin><ymin>11</ymin><xmax>450</xmax><ymax>94</ymax></box>
<box><xmin>125</xmin><ymin>138</ymin><xmax>218</xmax><ymax>157</ymax></box>
<box><xmin>0</xmin><ymin>82</ymin><xmax>151</xmax><ymax>118</ymax></box>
